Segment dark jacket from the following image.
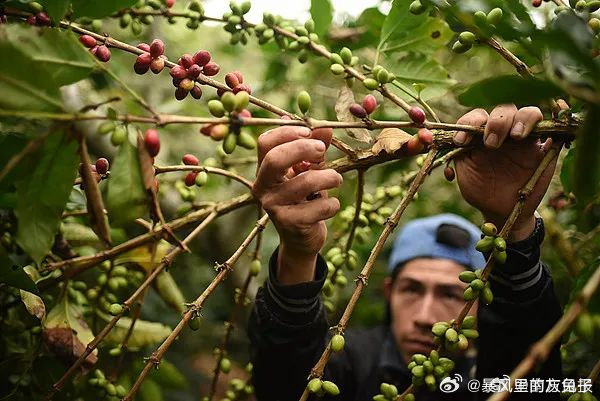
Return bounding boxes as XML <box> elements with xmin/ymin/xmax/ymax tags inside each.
<box><xmin>248</xmin><ymin>218</ymin><xmax>563</xmax><ymax>400</ymax></box>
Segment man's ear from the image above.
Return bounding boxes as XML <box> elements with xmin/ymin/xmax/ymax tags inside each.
<box><xmin>383</xmin><ymin>276</ymin><xmax>392</xmax><ymax>303</ymax></box>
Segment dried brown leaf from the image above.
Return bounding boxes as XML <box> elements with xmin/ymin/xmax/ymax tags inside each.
<box><xmin>334</xmin><ymin>86</ymin><xmax>372</xmax><ymax>144</ymax></box>
<box><xmin>371</xmin><ymin>128</ymin><xmax>413</xmax><ymax>155</ymax></box>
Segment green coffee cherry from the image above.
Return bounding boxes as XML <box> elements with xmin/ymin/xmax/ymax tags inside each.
<box><xmin>462</xmin><ymin>315</ymin><xmax>476</xmax><ymax>329</ymax></box>
<box><xmin>330</xmin><ymin>63</ymin><xmax>345</xmax><ymax>75</ymax></box>
<box><xmin>409</xmin><ymin>0</ymin><xmax>427</xmax><ymax>14</ymax></box>
<box><xmin>589</xmin><ymin>18</ymin><xmax>600</xmax><ymax>33</ymax></box>
<box><xmin>234</xmin><ymin>91</ymin><xmax>249</xmax><ymax>111</ymax></box>
<box><xmin>109</xmin><ymin>303</ymin><xmax>123</xmax><ymax>316</ymax></box>
<box><xmin>189</xmin><ymin>317</ymin><xmax>200</xmax><ymax>330</ymax></box>
<box><xmin>223</xmin><ymin>132</ymin><xmax>237</xmax><ymax>154</ymax></box>
<box><xmin>470</xmin><ymin>278</ymin><xmax>485</xmax><ymax>291</ymax></box>
<box><xmin>237</xmin><ymin>131</ymin><xmax>256</xmax><ymax>149</ymax></box>
<box><xmin>411</xmin><ymin>365</ymin><xmax>425</xmax><ymax>378</ymax></box>
<box><xmin>432</xmin><ymin>322</ymin><xmax>450</xmax><ymax>337</ymax></box>
<box><xmin>380</xmin><ymin>383</ymin><xmax>398</xmax><ymax>398</ymax></box>
<box><xmin>475</xmin><ymin>236</ymin><xmax>494</xmax><ymax>252</ymax></box>
<box><xmin>407</xmin><ymin>361</ymin><xmax>417</xmax><ymax>371</ymax></box>
<box><xmin>98</xmin><ymin>121</ymin><xmax>116</xmax><ymax>135</ymax></box>
<box><xmin>297</xmin><ymin>90</ymin><xmax>311</xmax><ymax>114</ymax></box>
<box><xmin>412</xmin><ymin>353</ymin><xmax>427</xmax><ymax>365</ymax></box>
<box><xmin>330</xmin><ymin>53</ymin><xmax>344</xmax><ymax>65</ymax></box>
<box><xmin>220</xmin><ymin>357</ymin><xmax>231</xmax><ymax>373</ymax></box>
<box><xmin>487</xmin><ymin>8</ymin><xmax>503</xmax><ymax>25</ymax></box>
<box><xmin>482</xmin><ymin>286</ymin><xmax>494</xmax><ymax>305</ymax></box>
<box><xmin>461</xmin><ymin>329</ymin><xmax>479</xmax><ymax>339</ymax></box>
<box><xmin>422</xmin><ymin>360</ymin><xmax>434</xmax><ymax>373</ymax></box>
<box><xmin>375</xmin><ymin>68</ymin><xmax>390</xmax><ymax>84</ymax></box>
<box><xmin>494</xmin><ymin>237</ymin><xmax>506</xmax><ymax>252</ymax></box>
<box><xmin>322</xmin><ymin>381</ymin><xmax>340</xmax><ymax>396</ymax></box>
<box><xmin>481</xmin><ymin>222</ymin><xmax>497</xmax><ymax>236</ymax></box>
<box><xmin>307</xmin><ymin>378</ymin><xmax>322</xmax><ymax>393</ymax></box>
<box><xmin>221</xmin><ymin>92</ymin><xmax>236</xmax><ymax>112</ymax></box>
<box><xmin>340</xmin><ymin>47</ymin><xmax>353</xmax><ymax>64</ymax></box>
<box><xmin>109</xmin><ymin>347</ymin><xmax>121</xmax><ymax>356</ymax></box>
<box><xmin>430</xmin><ymin>349</ymin><xmax>439</xmax><ymax>365</ymax></box>
<box><xmin>322</xmin><ymin>280</ymin><xmax>334</xmax><ymax>297</ymax></box>
<box><xmin>445</xmin><ymin>328</ymin><xmax>459</xmax><ymax>343</ymax></box>
<box><xmin>493</xmin><ymin>249</ymin><xmax>507</xmax><ymax>264</ymax></box>
<box><xmin>425</xmin><ymin>374</ymin><xmax>437</xmax><ymax>391</ymax></box>
<box><xmin>439</xmin><ymin>357</ymin><xmax>455</xmax><ymax>372</ymax></box>
<box><xmin>405</xmin><ymin>394</ymin><xmax>416</xmax><ymax>401</ymax></box>
<box><xmin>208</xmin><ymin>100</ymin><xmax>226</xmax><ymax>117</ymax></box>
<box><xmin>249</xmin><ymin>259</ymin><xmax>261</xmax><ymax>276</ymax></box>
<box><xmin>575</xmin><ymin>312</ymin><xmax>595</xmax><ymax>343</ymax></box>
<box><xmin>331</xmin><ymin>334</ymin><xmax>345</xmax><ymax>352</ymax></box>
<box><xmin>576</xmin><ymin>0</ymin><xmax>587</xmax><ymax>11</ymax></box>
<box><xmin>373</xmin><ymin>395</ymin><xmax>387</xmax><ymax>401</ymax></box>
<box><xmin>458</xmin><ymin>31</ymin><xmax>476</xmax><ymax>45</ymax></box>
<box><xmin>459</xmin><ymin>271</ymin><xmax>477</xmax><ymax>283</ymax></box>
<box><xmin>452</xmin><ymin>41</ymin><xmax>472</xmax><ymax>54</ymax></box>
<box><xmin>589</xmin><ymin>1</ymin><xmax>600</xmax><ymax>12</ymax></box>
<box><xmin>463</xmin><ymin>286</ymin><xmax>478</xmax><ymax>301</ymax></box>
<box><xmin>363</xmin><ymin>78</ymin><xmax>379</xmax><ymax>90</ymax></box>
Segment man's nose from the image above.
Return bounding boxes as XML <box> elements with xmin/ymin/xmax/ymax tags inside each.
<box><xmin>413</xmin><ymin>292</ymin><xmax>438</xmax><ymax>332</ymax></box>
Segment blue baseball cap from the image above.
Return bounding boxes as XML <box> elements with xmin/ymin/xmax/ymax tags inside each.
<box><xmin>388</xmin><ymin>213</ymin><xmax>485</xmax><ymax>273</ymax></box>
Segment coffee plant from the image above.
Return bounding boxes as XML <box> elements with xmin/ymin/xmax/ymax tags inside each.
<box><xmin>0</xmin><ymin>0</ymin><xmax>599</xmax><ymax>400</ymax></box>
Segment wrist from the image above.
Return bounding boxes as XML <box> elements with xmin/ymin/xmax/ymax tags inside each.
<box><xmin>276</xmin><ymin>243</ymin><xmax>319</xmax><ymax>285</ymax></box>
<box><xmin>483</xmin><ymin>214</ymin><xmax>536</xmax><ymax>243</ymax></box>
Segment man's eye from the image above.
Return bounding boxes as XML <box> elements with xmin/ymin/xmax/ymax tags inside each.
<box><xmin>443</xmin><ymin>291</ymin><xmax>463</xmax><ymax>301</ymax></box>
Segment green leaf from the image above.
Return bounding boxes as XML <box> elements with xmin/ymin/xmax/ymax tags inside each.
<box><xmin>378</xmin><ymin>0</ymin><xmax>427</xmax><ymax>52</ymax></box>
<box><xmin>382</xmin><ymin>17</ymin><xmax>452</xmax><ymax>55</ymax></box>
<box><xmin>106</xmin><ymin>139</ymin><xmax>149</xmax><ymax>226</ymax></box>
<box><xmin>0</xmin><ymin>246</ymin><xmax>39</xmax><ymax>294</ymax></box>
<box><xmin>37</xmin><ymin>0</ymin><xmax>70</xmax><ymax>21</ymax></box>
<box><xmin>139</xmin><ymin>379</ymin><xmax>164</xmax><ymax>401</ymax></box>
<box><xmin>3</xmin><ymin>25</ymin><xmax>95</xmax><ymax>87</ymax></box>
<box><xmin>560</xmin><ymin>147</ymin><xmax>575</xmax><ymax>194</ymax></box>
<box><xmin>0</xmin><ymin>39</ymin><xmax>63</xmax><ymax>113</ymax></box>
<box><xmin>100</xmin><ymin>313</ymin><xmax>171</xmax><ymax>350</ymax></box>
<box><xmin>15</xmin><ymin>133</ymin><xmax>79</xmax><ymax>264</ymax></box>
<box><xmin>71</xmin><ymin>0</ymin><xmax>138</xmax><ymax>19</ymax></box>
<box><xmin>388</xmin><ymin>53</ymin><xmax>456</xmax><ymax>102</ymax></box>
<box><xmin>572</xmin><ymin>105</ymin><xmax>600</xmax><ymax>224</ymax></box>
<box><xmin>19</xmin><ymin>265</ymin><xmax>45</xmax><ymax>321</ymax></box>
<box><xmin>458</xmin><ymin>75</ymin><xmax>564</xmax><ymax>108</ymax></box>
<box><xmin>310</xmin><ymin>0</ymin><xmax>333</xmax><ymax>38</ymax></box>
<box><xmin>150</xmin><ymin>359</ymin><xmax>188</xmax><ymax>390</ymax></box>
<box><xmin>0</xmin><ymin>132</ymin><xmax>34</xmax><ymax>193</ymax></box>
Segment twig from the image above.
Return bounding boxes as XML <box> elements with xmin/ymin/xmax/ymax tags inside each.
<box><xmin>123</xmin><ymin>214</ymin><xmax>270</xmax><ymax>401</ymax></box>
<box><xmin>46</xmin><ymin>212</ymin><xmax>219</xmax><ymax>399</ymax></box>
<box><xmin>153</xmin><ymin>165</ymin><xmax>253</xmax><ymax>190</ymax></box>
<box><xmin>298</xmin><ymin>148</ymin><xmax>439</xmax><ymax>401</ymax></box>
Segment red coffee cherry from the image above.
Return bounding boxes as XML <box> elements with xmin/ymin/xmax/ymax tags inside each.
<box><xmin>134</xmin><ymin>62</ymin><xmax>150</xmax><ymax>75</ymax></box>
<box><xmin>405</xmin><ymin>135</ymin><xmax>425</xmax><ymax>155</ymax></box>
<box><xmin>36</xmin><ymin>12</ymin><xmax>51</xmax><ymax>26</ymax></box>
<box><xmin>95</xmin><ymin>45</ymin><xmax>111</xmax><ymax>62</ymax></box>
<box><xmin>175</xmin><ymin>87</ymin><xmax>188</xmax><ymax>101</ymax></box>
<box><xmin>408</xmin><ymin>106</ymin><xmax>426</xmax><ymax>124</ymax></box>
<box><xmin>200</xmin><ymin>124</ymin><xmax>214</xmax><ymax>136</ymax></box>
<box><xmin>225</xmin><ymin>72</ymin><xmax>240</xmax><ymax>89</ymax></box>
<box><xmin>137</xmin><ymin>43</ymin><xmax>151</xmax><ymax>52</ymax></box>
<box><xmin>238</xmin><ymin>109</ymin><xmax>252</xmax><ymax>118</ymax></box>
<box><xmin>362</xmin><ymin>94</ymin><xmax>377</xmax><ymax>115</ymax></box>
<box><xmin>79</xmin><ymin>35</ymin><xmax>97</xmax><ymax>48</ymax></box>
<box><xmin>166</xmin><ymin>0</ymin><xmax>175</xmax><ymax>7</ymax></box>
<box><xmin>187</xmin><ymin>64</ymin><xmax>202</xmax><ymax>79</ymax></box>
<box><xmin>444</xmin><ymin>166</ymin><xmax>456</xmax><ymax>181</ymax></box>
<box><xmin>170</xmin><ymin>65</ymin><xmax>187</xmax><ymax>80</ymax></box>
<box><xmin>193</xmin><ymin>50</ymin><xmax>211</xmax><ymax>66</ymax></box>
<box><xmin>172</xmin><ymin>77</ymin><xmax>182</xmax><ymax>87</ymax></box>
<box><xmin>144</xmin><ymin>129</ymin><xmax>160</xmax><ymax>157</ymax></box>
<box><xmin>349</xmin><ymin>103</ymin><xmax>367</xmax><ymax>119</ymax></box>
<box><xmin>150</xmin><ymin>57</ymin><xmax>165</xmax><ymax>74</ymax></box>
<box><xmin>190</xmin><ymin>86</ymin><xmax>203</xmax><ymax>100</ymax></box>
<box><xmin>89</xmin><ymin>46</ymin><xmax>99</xmax><ymax>56</ymax></box>
<box><xmin>417</xmin><ymin>128</ymin><xmax>433</xmax><ymax>145</ymax></box>
<box><xmin>179</xmin><ymin>54</ymin><xmax>194</xmax><ymax>69</ymax></box>
<box><xmin>136</xmin><ymin>53</ymin><xmax>153</xmax><ymax>67</ymax></box>
<box><xmin>26</xmin><ymin>15</ymin><xmax>36</xmax><ymax>25</ymax></box>
<box><xmin>532</xmin><ymin>0</ymin><xmax>542</xmax><ymax>6</ymax></box>
<box><xmin>95</xmin><ymin>158</ymin><xmax>109</xmax><ymax>174</ymax></box>
<box><xmin>233</xmin><ymin>83</ymin><xmax>251</xmax><ymax>94</ymax></box>
<box><xmin>210</xmin><ymin>124</ymin><xmax>229</xmax><ymax>141</ymax></box>
<box><xmin>203</xmin><ymin>62</ymin><xmax>220</xmax><ymax>76</ymax></box>
<box><xmin>182</xmin><ymin>154</ymin><xmax>199</xmax><ymax>165</ymax></box>
<box><xmin>184</xmin><ymin>172</ymin><xmax>198</xmax><ymax>186</ymax></box>
<box><xmin>150</xmin><ymin>39</ymin><xmax>164</xmax><ymax>58</ymax></box>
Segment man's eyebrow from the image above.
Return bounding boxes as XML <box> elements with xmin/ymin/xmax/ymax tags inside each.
<box><xmin>436</xmin><ymin>283</ymin><xmax>464</xmax><ymax>292</ymax></box>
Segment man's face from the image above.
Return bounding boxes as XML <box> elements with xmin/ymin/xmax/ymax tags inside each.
<box><xmin>383</xmin><ymin>257</ymin><xmax>475</xmax><ymax>363</ymax></box>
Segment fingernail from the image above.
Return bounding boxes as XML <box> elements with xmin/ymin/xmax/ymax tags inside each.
<box><xmin>454</xmin><ymin>131</ymin><xmax>467</xmax><ymax>145</ymax></box>
<box><xmin>314</xmin><ymin>141</ymin><xmax>326</xmax><ymax>151</ymax></box>
<box><xmin>485</xmin><ymin>132</ymin><xmax>499</xmax><ymax>148</ymax></box>
<box><xmin>511</xmin><ymin>121</ymin><xmax>524</xmax><ymax>138</ymax></box>
<box><xmin>299</xmin><ymin>128</ymin><xmax>311</xmax><ymax>137</ymax></box>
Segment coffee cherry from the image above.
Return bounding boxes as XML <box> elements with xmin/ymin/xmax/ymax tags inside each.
<box><xmin>150</xmin><ymin>57</ymin><xmax>165</xmax><ymax>74</ymax></box>
<box><xmin>137</xmin><ymin>43</ymin><xmax>151</xmax><ymax>52</ymax></box>
<box><xmin>463</xmin><ymin>286</ymin><xmax>478</xmax><ymax>301</ymax></box>
<box><xmin>363</xmin><ymin>78</ymin><xmax>379</xmax><ymax>90</ymax></box>
<box><xmin>494</xmin><ymin>237</ymin><xmax>506</xmax><ymax>252</ymax></box>
<box><xmin>409</xmin><ymin>0</ymin><xmax>427</xmax><ymax>14</ymax></box>
<box><xmin>170</xmin><ymin>65</ymin><xmax>187</xmax><ymax>80</ymax></box>
<box><xmin>150</xmin><ymin>39</ymin><xmax>164</xmax><ymax>58</ymax></box>
<box><xmin>475</xmin><ymin>236</ymin><xmax>494</xmax><ymax>252</ymax></box>
<box><xmin>307</xmin><ymin>378</ymin><xmax>322</xmax><ymax>393</ymax></box>
<box><xmin>237</xmin><ymin>132</ymin><xmax>256</xmax><ymax>149</ymax></box>
<box><xmin>493</xmin><ymin>249</ymin><xmax>507</xmax><ymax>264</ymax></box>
<box><xmin>95</xmin><ymin>45</ymin><xmax>111</xmax><ymax>62</ymax></box>
<box><xmin>418</xmin><ymin>128</ymin><xmax>433</xmax><ymax>145</ymax></box>
<box><xmin>458</xmin><ymin>271</ymin><xmax>477</xmax><ymax>283</ymax></box>
<box><xmin>444</xmin><ymin>166</ymin><xmax>456</xmax><ymax>181</ymax></box>
<box><xmin>203</xmin><ymin>62</ymin><xmax>220</xmax><ymax>76</ymax></box>
<box><xmin>470</xmin><ymin>278</ymin><xmax>485</xmax><ymax>291</ymax></box>
<box><xmin>225</xmin><ymin>72</ymin><xmax>241</xmax><ymax>88</ymax></box>
<box><xmin>330</xmin><ymin>63</ymin><xmax>345</xmax><ymax>75</ymax></box>
<box><xmin>179</xmin><ymin>54</ymin><xmax>194</xmax><ymax>68</ymax></box>
<box><xmin>233</xmin><ymin>83</ymin><xmax>251</xmax><ymax>94</ymax></box>
<box><xmin>405</xmin><ymin>135</ymin><xmax>425</xmax><ymax>155</ymax></box>
<box><xmin>111</xmin><ymin>127</ymin><xmax>127</xmax><ymax>146</ymax></box>
<box><xmin>188</xmin><ymin>317</ymin><xmax>200</xmax><ymax>330</ymax></box>
<box><xmin>187</xmin><ymin>64</ymin><xmax>202</xmax><ymax>79</ymax></box>
<box><xmin>193</xmin><ymin>50</ymin><xmax>211</xmax><ymax>66</ymax></box>
<box><xmin>297</xmin><ymin>90</ymin><xmax>311</xmax><ymax>114</ymax></box>
<box><xmin>184</xmin><ymin>172</ymin><xmax>197</xmax><ymax>187</ymax></box>
<box><xmin>182</xmin><ymin>154</ymin><xmax>199</xmax><ymax>165</ymax></box>
<box><xmin>79</xmin><ymin>35</ymin><xmax>97</xmax><ymax>48</ymax></box>
<box><xmin>109</xmin><ymin>303</ymin><xmax>123</xmax><ymax>316</ymax></box>
<box><xmin>144</xmin><ymin>129</ymin><xmax>160</xmax><ymax>157</ymax></box>
<box><xmin>349</xmin><ymin>103</ymin><xmax>367</xmax><ymax>119</ymax></box>
<box><xmin>98</xmin><ymin>121</ymin><xmax>115</xmax><ymax>135</ymax></box>
<box><xmin>136</xmin><ymin>53</ymin><xmax>153</xmax><ymax>68</ymax></box>
<box><xmin>190</xmin><ymin>86</ymin><xmax>203</xmax><ymax>100</ymax></box>
<box><xmin>221</xmin><ymin>92</ymin><xmax>236</xmax><ymax>112</ymax></box>
<box><xmin>362</xmin><ymin>94</ymin><xmax>377</xmax><ymax>114</ymax></box>
<box><xmin>179</xmin><ymin>78</ymin><xmax>195</xmax><ymax>92</ymax></box>
<box><xmin>175</xmin><ymin>87</ymin><xmax>188</xmax><ymax>101</ymax></box>
<box><xmin>481</xmin><ymin>286</ymin><xmax>493</xmax><ymax>304</ymax></box>
<box><xmin>589</xmin><ymin>1</ymin><xmax>600</xmax><ymax>12</ymax></box>
<box><xmin>223</xmin><ymin>132</ymin><xmax>237</xmax><ymax>154</ymax></box>
<box><xmin>36</xmin><ymin>12</ymin><xmax>51</xmax><ymax>26</ymax></box>
<box><xmin>487</xmin><ymin>8</ymin><xmax>503</xmax><ymax>25</ymax></box>
<box><xmin>458</xmin><ymin>31</ymin><xmax>476</xmax><ymax>45</ymax></box>
<box><xmin>95</xmin><ymin>158</ymin><xmax>109</xmax><ymax>174</ymax></box>
<box><xmin>331</xmin><ymin>334</ymin><xmax>345</xmax><ymax>352</ymax></box>
<box><xmin>210</xmin><ymin>124</ymin><xmax>229</xmax><ymax>141</ymax></box>
<box><xmin>481</xmin><ymin>222</ymin><xmax>497</xmax><ymax>236</ymax></box>
<box><xmin>219</xmin><ymin>357</ymin><xmax>231</xmax><ymax>373</ymax></box>
<box><xmin>234</xmin><ymin>91</ymin><xmax>249</xmax><ymax>111</ymax></box>
<box><xmin>445</xmin><ymin>328</ymin><xmax>459</xmax><ymax>343</ymax></box>
<box><xmin>452</xmin><ymin>41</ymin><xmax>472</xmax><ymax>54</ymax></box>
<box><xmin>322</xmin><ymin>381</ymin><xmax>340</xmax><ymax>396</ymax></box>
<box><xmin>208</xmin><ymin>100</ymin><xmax>226</xmax><ymax>117</ymax></box>
<box><xmin>589</xmin><ymin>18</ymin><xmax>600</xmax><ymax>33</ymax></box>
<box><xmin>408</xmin><ymin>106</ymin><xmax>426</xmax><ymax>124</ymax></box>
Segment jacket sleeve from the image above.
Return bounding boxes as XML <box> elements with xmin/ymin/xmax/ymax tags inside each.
<box><xmin>476</xmin><ymin>218</ymin><xmax>563</xmax><ymax>400</ymax></box>
<box><xmin>248</xmin><ymin>247</ymin><xmax>354</xmax><ymax>401</ymax></box>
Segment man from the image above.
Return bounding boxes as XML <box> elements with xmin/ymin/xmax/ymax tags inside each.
<box><xmin>248</xmin><ymin>105</ymin><xmax>563</xmax><ymax>400</ymax></box>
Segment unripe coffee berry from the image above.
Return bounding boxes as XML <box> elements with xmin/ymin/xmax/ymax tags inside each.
<box><xmin>203</xmin><ymin>62</ymin><xmax>220</xmax><ymax>76</ymax></box>
<box><xmin>150</xmin><ymin>39</ymin><xmax>164</xmax><ymax>58</ymax></box>
<box><xmin>330</xmin><ymin>63</ymin><xmax>345</xmax><ymax>75</ymax></box>
<box><xmin>210</xmin><ymin>124</ymin><xmax>229</xmax><ymax>140</ymax></box>
<box><xmin>109</xmin><ymin>303</ymin><xmax>123</xmax><ymax>316</ymax></box>
<box><xmin>481</xmin><ymin>222</ymin><xmax>497</xmax><ymax>236</ymax></box>
<box><xmin>408</xmin><ymin>106</ymin><xmax>426</xmax><ymax>124</ymax></box>
<box><xmin>322</xmin><ymin>381</ymin><xmax>340</xmax><ymax>396</ymax></box>
<box><xmin>363</xmin><ymin>78</ymin><xmax>379</xmax><ymax>90</ymax></box>
<box><xmin>144</xmin><ymin>129</ymin><xmax>160</xmax><ymax>157</ymax></box>
<box><xmin>195</xmin><ymin>171</ymin><xmax>208</xmax><ymax>186</ymax></box>
<box><xmin>307</xmin><ymin>378</ymin><xmax>322</xmax><ymax>393</ymax></box>
<box><xmin>182</xmin><ymin>154</ymin><xmax>199</xmax><ymax>165</ymax></box>
<box><xmin>234</xmin><ymin>91</ymin><xmax>249</xmax><ymax>111</ymax></box>
<box><xmin>487</xmin><ymin>8</ymin><xmax>503</xmax><ymax>25</ymax></box>
<box><xmin>221</xmin><ymin>92</ymin><xmax>236</xmax><ymax>112</ymax></box>
<box><xmin>184</xmin><ymin>172</ymin><xmax>197</xmax><ymax>186</ymax></box>
<box><xmin>208</xmin><ymin>100</ymin><xmax>225</xmax><ymax>117</ymax></box>
<box><xmin>297</xmin><ymin>90</ymin><xmax>311</xmax><ymax>114</ymax></box>
<box><xmin>95</xmin><ymin>158</ymin><xmax>109</xmax><ymax>174</ymax></box>
<box><xmin>458</xmin><ymin>31</ymin><xmax>476</xmax><ymax>45</ymax></box>
<box><xmin>362</xmin><ymin>94</ymin><xmax>377</xmax><ymax>114</ymax></box>
<box><xmin>80</xmin><ymin>35</ymin><xmax>97</xmax><ymax>48</ymax></box>
<box><xmin>349</xmin><ymin>103</ymin><xmax>367</xmax><ymax>119</ymax></box>
<box><xmin>193</xmin><ymin>50</ymin><xmax>211</xmax><ymax>66</ymax></box>
<box><xmin>219</xmin><ymin>357</ymin><xmax>231</xmax><ymax>373</ymax></box>
<box><xmin>330</xmin><ymin>334</ymin><xmax>345</xmax><ymax>352</ymax></box>
<box><xmin>249</xmin><ymin>259</ymin><xmax>261</xmax><ymax>276</ymax></box>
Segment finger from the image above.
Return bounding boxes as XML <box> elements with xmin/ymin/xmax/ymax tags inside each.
<box><xmin>256</xmin><ymin>139</ymin><xmax>326</xmax><ymax>189</ymax></box>
<box><xmin>310</xmin><ymin>128</ymin><xmax>333</xmax><ymax>149</ymax></box>
<box><xmin>484</xmin><ymin>104</ymin><xmax>517</xmax><ymax>148</ymax></box>
<box><xmin>257</xmin><ymin>126</ymin><xmax>311</xmax><ymax>164</ymax></box>
<box><xmin>557</xmin><ymin>99</ymin><xmax>570</xmax><ymax>111</ymax></box>
<box><xmin>268</xmin><ymin>169</ymin><xmax>343</xmax><ymax>205</ymax></box>
<box><xmin>510</xmin><ymin>106</ymin><xmax>543</xmax><ymax>140</ymax></box>
<box><xmin>454</xmin><ymin>108</ymin><xmax>488</xmax><ymax>146</ymax></box>
<box><xmin>275</xmin><ymin>197</ymin><xmax>341</xmax><ymax>226</ymax></box>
